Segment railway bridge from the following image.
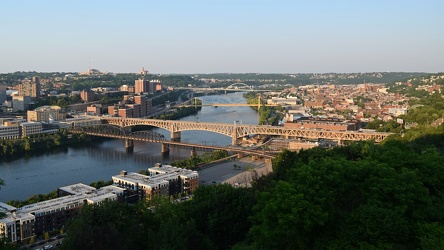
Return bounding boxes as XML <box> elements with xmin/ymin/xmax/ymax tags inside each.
<box><xmin>70</xmin><ymin>124</ymin><xmax>276</xmax><ymax>158</ymax></box>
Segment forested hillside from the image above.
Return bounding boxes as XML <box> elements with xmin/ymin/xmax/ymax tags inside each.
<box><xmin>60</xmin><ymin>134</ymin><xmax>444</xmax><ymax>250</ymax></box>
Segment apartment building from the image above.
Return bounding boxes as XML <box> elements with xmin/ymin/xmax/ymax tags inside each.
<box><xmin>135</xmin><ymin>79</ymin><xmax>162</xmax><ymax>94</ymax></box>
<box><xmin>86</xmin><ymin>104</ymin><xmax>102</xmax><ymax>115</ymax></box>
<box><xmin>80</xmin><ymin>90</ymin><xmax>96</xmax><ymax>102</ymax></box>
<box><xmin>284</xmin><ymin>117</ymin><xmax>360</xmax><ymax>131</ymax></box>
<box><xmin>148</xmin><ymin>164</ymin><xmax>199</xmax><ymax>194</ymax></box>
<box><xmin>112</xmin><ymin>165</ymin><xmax>199</xmax><ymax>201</ymax></box>
<box><xmin>16</xmin><ymin>80</ymin><xmax>41</xmax><ymax>99</ymax></box>
<box><xmin>0</xmin><ymin>185</ymin><xmax>121</xmax><ymax>243</ymax></box>
<box><xmin>27</xmin><ymin>106</ymin><xmax>65</xmax><ymax>123</ymax></box>
<box><xmin>108</xmin><ymin>95</ymin><xmax>152</xmax><ymax>118</ymax></box>
<box><xmin>134</xmin><ymin>79</ymin><xmax>149</xmax><ymax>94</ymax></box>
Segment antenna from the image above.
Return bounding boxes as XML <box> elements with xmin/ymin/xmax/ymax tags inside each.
<box><xmin>89</xmin><ymin>56</ymin><xmax>91</xmax><ymax>71</ymax></box>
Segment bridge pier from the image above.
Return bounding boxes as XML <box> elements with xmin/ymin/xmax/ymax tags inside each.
<box><xmin>237</xmin><ymin>153</ymin><xmax>244</xmax><ymax>159</ymax></box>
<box><xmin>251</xmin><ymin>155</ymin><xmax>259</xmax><ymax>161</ymax></box>
<box><xmin>161</xmin><ymin>143</ymin><xmax>170</xmax><ymax>154</ymax></box>
<box><xmin>171</xmin><ymin>131</ymin><xmax>181</xmax><ymax>142</ymax></box>
<box><xmin>191</xmin><ymin>147</ymin><xmax>197</xmax><ymax>157</ymax></box>
<box><xmin>231</xmin><ymin>130</ymin><xmax>238</xmax><ymax>145</ymax></box>
<box><xmin>125</xmin><ymin>139</ymin><xmax>134</xmax><ymax>153</ymax></box>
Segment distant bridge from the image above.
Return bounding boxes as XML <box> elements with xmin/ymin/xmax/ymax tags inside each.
<box><xmin>173</xmin><ymin>96</ymin><xmax>277</xmax><ymax>108</ymax></box>
<box><xmin>177</xmin><ymin>86</ymin><xmax>276</xmax><ymax>92</ymax></box>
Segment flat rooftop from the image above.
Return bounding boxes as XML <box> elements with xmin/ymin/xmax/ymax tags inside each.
<box><xmin>58</xmin><ymin>183</ymin><xmax>97</xmax><ymax>195</ymax></box>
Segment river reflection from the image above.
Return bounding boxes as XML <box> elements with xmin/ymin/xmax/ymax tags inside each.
<box><xmin>0</xmin><ymin>92</ymin><xmax>258</xmax><ymax>201</ymax></box>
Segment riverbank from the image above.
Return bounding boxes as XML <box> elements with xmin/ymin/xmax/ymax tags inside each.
<box><xmin>0</xmin><ymin>92</ymin><xmax>259</xmax><ymax>202</ymax></box>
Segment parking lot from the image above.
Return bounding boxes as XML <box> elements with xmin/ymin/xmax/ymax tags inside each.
<box><xmin>198</xmin><ymin>156</ymin><xmax>272</xmax><ymax>187</ymax></box>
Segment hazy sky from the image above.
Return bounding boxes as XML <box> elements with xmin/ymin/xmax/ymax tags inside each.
<box><xmin>1</xmin><ymin>0</ymin><xmax>443</xmax><ymax>74</ymax></box>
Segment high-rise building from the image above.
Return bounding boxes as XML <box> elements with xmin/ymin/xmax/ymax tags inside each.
<box><xmin>135</xmin><ymin>79</ymin><xmax>149</xmax><ymax>94</ymax></box>
<box><xmin>80</xmin><ymin>89</ymin><xmax>96</xmax><ymax>102</ymax></box>
<box><xmin>31</xmin><ymin>76</ymin><xmax>40</xmax><ymax>85</ymax></box>
<box><xmin>17</xmin><ymin>79</ymin><xmax>41</xmax><ymax>99</ymax></box>
<box><xmin>12</xmin><ymin>96</ymin><xmax>32</xmax><ymax>112</ymax></box>
<box><xmin>0</xmin><ymin>85</ymin><xmax>6</xmax><ymax>104</ymax></box>
<box><xmin>149</xmin><ymin>80</ymin><xmax>162</xmax><ymax>93</ymax></box>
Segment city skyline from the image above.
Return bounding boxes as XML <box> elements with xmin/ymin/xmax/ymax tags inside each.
<box><xmin>1</xmin><ymin>0</ymin><xmax>443</xmax><ymax>74</ymax></box>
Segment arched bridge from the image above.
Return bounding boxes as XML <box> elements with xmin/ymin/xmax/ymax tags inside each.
<box><xmin>225</xmin><ymin>82</ymin><xmax>253</xmax><ymax>91</ymax></box>
<box><xmin>69</xmin><ymin>124</ymin><xmax>276</xmax><ymax>158</ymax></box>
<box><xmin>100</xmin><ymin>117</ymin><xmax>392</xmax><ymax>145</ymax></box>
<box><xmin>71</xmin><ymin>124</ymin><xmax>167</xmax><ymax>142</ymax></box>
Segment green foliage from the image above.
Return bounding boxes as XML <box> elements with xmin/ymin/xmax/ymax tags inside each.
<box><xmin>170</xmin><ymin>150</ymin><xmax>229</xmax><ymax>170</ymax></box>
<box><xmin>154</xmin><ymin>106</ymin><xmax>201</xmax><ymax>120</ymax></box>
<box><xmin>244</xmin><ymin>140</ymin><xmax>444</xmax><ymax>249</ymax></box>
<box><xmin>0</xmin><ymin>130</ymin><xmax>87</xmax><ymax>158</ymax></box>
<box><xmin>151</xmin><ymin>89</ymin><xmax>187</xmax><ymax>106</ymax></box>
<box><xmin>243</xmin><ymin>92</ymin><xmax>283</xmax><ymax>125</ymax></box>
<box><xmin>185</xmin><ymin>184</ymin><xmax>255</xmax><ymax>250</ymax></box>
<box><xmin>194</xmin><ymin>72</ymin><xmax>424</xmax><ymax>86</ymax></box>
<box><xmin>89</xmin><ymin>180</ymin><xmax>113</xmax><ymax>189</ymax></box>
<box><xmin>63</xmin><ymin>186</ymin><xmax>253</xmax><ymax>250</ymax></box>
<box><xmin>7</xmin><ymin>190</ymin><xmax>58</xmax><ymax>208</ymax></box>
<box><xmin>52</xmin><ymin>136</ymin><xmax>444</xmax><ymax>250</ymax></box>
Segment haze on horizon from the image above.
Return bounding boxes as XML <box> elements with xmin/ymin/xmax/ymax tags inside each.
<box><xmin>1</xmin><ymin>0</ymin><xmax>443</xmax><ymax>74</ymax></box>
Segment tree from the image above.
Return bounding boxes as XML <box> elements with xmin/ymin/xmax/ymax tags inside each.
<box><xmin>185</xmin><ymin>184</ymin><xmax>255</xmax><ymax>250</ymax></box>
<box><xmin>44</xmin><ymin>231</ymin><xmax>50</xmax><ymax>241</ymax></box>
<box><xmin>0</xmin><ymin>179</ymin><xmax>5</xmax><ymax>219</ymax></box>
<box><xmin>29</xmin><ymin>236</ymin><xmax>35</xmax><ymax>245</ymax></box>
<box><xmin>243</xmin><ymin>140</ymin><xmax>444</xmax><ymax>249</ymax></box>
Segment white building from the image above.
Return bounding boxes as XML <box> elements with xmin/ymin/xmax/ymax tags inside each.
<box><xmin>63</xmin><ymin>117</ymin><xmax>101</xmax><ymax>129</ymax></box>
<box><xmin>0</xmin><ymin>121</ymin><xmax>20</xmax><ymax>139</ymax></box>
<box><xmin>20</xmin><ymin>122</ymin><xmax>42</xmax><ymax>138</ymax></box>
<box><xmin>112</xmin><ymin>171</ymin><xmax>169</xmax><ymax>200</ymax></box>
<box><xmin>0</xmin><ymin>184</ymin><xmax>122</xmax><ymax>243</ymax></box>
<box><xmin>148</xmin><ymin>164</ymin><xmax>199</xmax><ymax>193</ymax></box>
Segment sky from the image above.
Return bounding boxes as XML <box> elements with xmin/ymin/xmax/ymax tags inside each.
<box><xmin>1</xmin><ymin>0</ymin><xmax>443</xmax><ymax>74</ymax></box>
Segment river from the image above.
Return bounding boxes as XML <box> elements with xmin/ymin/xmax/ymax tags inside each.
<box><xmin>0</xmin><ymin>92</ymin><xmax>258</xmax><ymax>201</ymax></box>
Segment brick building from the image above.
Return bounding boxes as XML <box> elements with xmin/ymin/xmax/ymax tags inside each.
<box><xmin>284</xmin><ymin>118</ymin><xmax>360</xmax><ymax>131</ymax></box>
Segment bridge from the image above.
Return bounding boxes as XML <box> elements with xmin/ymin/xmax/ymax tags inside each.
<box><xmin>177</xmin><ymin>83</ymin><xmax>277</xmax><ymax>93</ymax></box>
<box><xmin>99</xmin><ymin>117</ymin><xmax>392</xmax><ymax>145</ymax></box>
<box><xmin>70</xmin><ymin>124</ymin><xmax>276</xmax><ymax>158</ymax></box>
<box><xmin>173</xmin><ymin>95</ymin><xmax>277</xmax><ymax>109</ymax></box>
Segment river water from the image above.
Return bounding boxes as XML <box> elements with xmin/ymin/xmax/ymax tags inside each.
<box><xmin>0</xmin><ymin>92</ymin><xmax>258</xmax><ymax>201</ymax></box>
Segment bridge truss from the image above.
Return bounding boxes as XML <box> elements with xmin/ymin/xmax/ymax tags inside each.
<box><xmin>71</xmin><ymin>124</ymin><xmax>166</xmax><ymax>143</ymax></box>
<box><xmin>101</xmin><ymin>117</ymin><xmax>391</xmax><ymax>144</ymax></box>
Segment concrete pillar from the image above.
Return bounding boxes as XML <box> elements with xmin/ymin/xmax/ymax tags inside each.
<box><xmin>191</xmin><ymin>147</ymin><xmax>197</xmax><ymax>157</ymax></box>
<box><xmin>171</xmin><ymin>131</ymin><xmax>181</xmax><ymax>141</ymax></box>
<box><xmin>337</xmin><ymin>139</ymin><xmax>342</xmax><ymax>146</ymax></box>
<box><xmin>125</xmin><ymin>139</ymin><xmax>134</xmax><ymax>153</ymax></box>
<box><xmin>161</xmin><ymin>143</ymin><xmax>170</xmax><ymax>153</ymax></box>
<box><xmin>231</xmin><ymin>128</ymin><xmax>237</xmax><ymax>145</ymax></box>
<box><xmin>251</xmin><ymin>155</ymin><xmax>259</xmax><ymax>161</ymax></box>
<box><xmin>265</xmin><ymin>158</ymin><xmax>272</xmax><ymax>163</ymax></box>
<box><xmin>237</xmin><ymin>153</ymin><xmax>244</xmax><ymax>159</ymax></box>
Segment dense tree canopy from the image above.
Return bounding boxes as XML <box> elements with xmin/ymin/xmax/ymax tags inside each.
<box><xmin>59</xmin><ymin>136</ymin><xmax>444</xmax><ymax>250</ymax></box>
